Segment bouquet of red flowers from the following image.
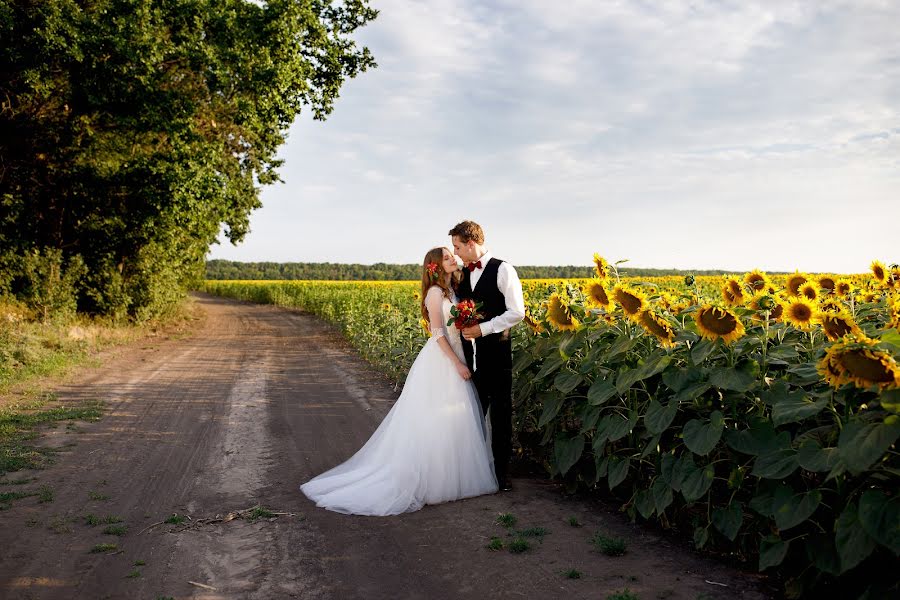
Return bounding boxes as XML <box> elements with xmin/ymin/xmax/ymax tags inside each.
<box><xmin>447</xmin><ymin>298</ymin><xmax>484</xmax><ymax>330</ymax></box>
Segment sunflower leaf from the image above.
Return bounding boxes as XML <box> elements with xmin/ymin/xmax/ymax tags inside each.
<box><xmin>607</xmin><ymin>456</ymin><xmax>630</xmax><ymax>490</ymax></box>
<box><xmin>772</xmin><ymin>484</ymin><xmax>821</xmax><ymax>531</ymax></box>
<box><xmin>587</xmin><ymin>378</ymin><xmax>617</xmax><ymax>406</ymax></box>
<box><xmin>838</xmin><ymin>420</ymin><xmax>900</xmax><ymax>475</ymax></box>
<box><xmin>644</xmin><ymin>399</ymin><xmax>678</xmax><ymax>435</ymax></box>
<box><xmin>554</xmin><ymin>433</ymin><xmax>585</xmax><ymax>476</ymax></box>
<box><xmin>835</xmin><ymin>501</ymin><xmax>877</xmax><ymax>573</ymax></box>
<box><xmin>759</xmin><ymin>535</ymin><xmax>790</xmax><ymax>571</ymax></box>
<box><xmin>691</xmin><ymin>338</ymin><xmax>716</xmax><ymax>364</ymax></box>
<box><xmin>712</xmin><ymin>502</ymin><xmax>743</xmax><ymax>541</ymax></box>
<box><xmin>554</xmin><ymin>370</ymin><xmax>583</xmax><ymax>394</ymax></box>
<box><xmin>682</xmin><ymin>411</ymin><xmax>725</xmax><ymax>456</ymax></box>
<box><xmin>858</xmin><ymin>489</ymin><xmax>900</xmax><ymax>555</ymax></box>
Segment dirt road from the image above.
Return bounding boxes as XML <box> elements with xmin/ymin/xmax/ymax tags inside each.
<box><xmin>0</xmin><ymin>294</ymin><xmax>772</xmax><ymax>599</ymax></box>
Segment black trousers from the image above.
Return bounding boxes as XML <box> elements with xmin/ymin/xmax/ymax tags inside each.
<box><xmin>463</xmin><ymin>334</ymin><xmax>513</xmax><ymax>483</ymax></box>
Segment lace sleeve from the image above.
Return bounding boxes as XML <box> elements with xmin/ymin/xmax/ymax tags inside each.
<box><xmin>425</xmin><ymin>287</ymin><xmax>448</xmax><ymax>339</ymax></box>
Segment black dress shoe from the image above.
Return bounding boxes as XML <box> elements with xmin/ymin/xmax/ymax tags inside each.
<box><xmin>499</xmin><ymin>479</ymin><xmax>513</xmax><ymax>492</ymax></box>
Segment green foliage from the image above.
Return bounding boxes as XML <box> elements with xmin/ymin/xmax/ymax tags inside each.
<box><xmin>507</xmin><ymin>538</ymin><xmax>531</xmax><ymax>553</ymax></box>
<box><xmin>205</xmin><ymin>259</ymin><xmax>750</xmax><ymax>281</ymax></box>
<box><xmin>591</xmin><ymin>532</ymin><xmax>627</xmax><ymax>556</ymax></box>
<box><xmin>512</xmin><ymin>285</ymin><xmax>899</xmax><ymax>597</ymax></box>
<box><xmin>0</xmin><ymin>0</ymin><xmax>377</xmax><ymax>320</ymax></box>
<box><xmin>606</xmin><ymin>590</ymin><xmax>638</xmax><ymax>600</ymax></box>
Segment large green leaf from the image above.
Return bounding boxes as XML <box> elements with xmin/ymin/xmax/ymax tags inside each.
<box><xmin>605</xmin><ymin>335</ymin><xmax>637</xmax><ymax>361</ymax></box>
<box><xmin>858</xmin><ymin>489</ymin><xmax>900</xmax><ymax>555</ymax></box>
<box><xmin>708</xmin><ymin>359</ymin><xmax>759</xmax><ymax>392</ymax></box>
<box><xmin>691</xmin><ymin>338</ymin><xmax>716</xmax><ymax>364</ymax></box>
<box><xmin>651</xmin><ymin>478</ymin><xmax>673</xmax><ymax>514</ymax></box>
<box><xmin>680</xmin><ymin>459</ymin><xmax>715</xmax><ymax>502</ymax></box>
<box><xmin>835</xmin><ymin>501</ymin><xmax>877</xmax><ymax>573</ymax></box>
<box><xmin>644</xmin><ymin>399</ymin><xmax>678</xmax><ymax>435</ymax></box>
<box><xmin>662</xmin><ymin>367</ymin><xmax>702</xmax><ymax>393</ymax></box>
<box><xmin>587</xmin><ymin>378</ymin><xmax>617</xmax><ymax>406</ymax></box>
<box><xmin>554</xmin><ymin>434</ymin><xmax>585</xmax><ymax>476</ymax></box>
<box><xmin>838</xmin><ymin>420</ymin><xmax>900</xmax><ymax>475</ymax></box>
<box><xmin>881</xmin><ymin>389</ymin><xmax>900</xmax><ymax>414</ymax></box>
<box><xmin>607</xmin><ymin>456</ymin><xmax>630</xmax><ymax>490</ymax></box>
<box><xmin>634</xmin><ymin>488</ymin><xmax>655</xmax><ymax>519</ymax></box>
<box><xmin>682</xmin><ymin>411</ymin><xmax>724</xmax><ymax>456</ymax></box>
<box><xmin>797</xmin><ymin>439</ymin><xmax>840</xmax><ymax>473</ymax></box>
<box><xmin>805</xmin><ymin>534</ymin><xmax>841</xmax><ymax>576</ymax></box>
<box><xmin>535</xmin><ymin>354</ymin><xmax>564</xmax><ymax>379</ymax></box>
<box><xmin>752</xmin><ymin>448</ymin><xmax>799</xmax><ymax>479</ymax></box>
<box><xmin>579</xmin><ymin>406</ymin><xmax>602</xmax><ymax>434</ymax></box>
<box><xmin>772</xmin><ymin>485</ymin><xmax>821</xmax><ymax>531</ymax></box>
<box><xmin>554</xmin><ymin>370</ymin><xmax>583</xmax><ymax>394</ymax></box>
<box><xmin>606</xmin><ymin>412</ymin><xmax>637</xmax><ymax>442</ymax></box>
<box><xmin>759</xmin><ymin>535</ymin><xmax>790</xmax><ymax>571</ymax></box>
<box><xmin>512</xmin><ymin>351</ymin><xmax>535</xmax><ymax>373</ymax></box>
<box><xmin>771</xmin><ymin>391</ymin><xmax>828</xmax><ymax>426</ymax></box>
<box><xmin>725</xmin><ymin>418</ymin><xmax>788</xmax><ymax>456</ymax></box>
<box><xmin>537</xmin><ymin>392</ymin><xmax>564</xmax><ymax>428</ymax></box>
<box><xmin>673</xmin><ymin>381</ymin><xmax>712</xmax><ymax>403</ymax></box>
<box><xmin>712</xmin><ymin>502</ymin><xmax>743</xmax><ymax>541</ymax></box>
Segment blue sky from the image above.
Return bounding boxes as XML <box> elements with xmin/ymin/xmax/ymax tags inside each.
<box><xmin>208</xmin><ymin>0</ymin><xmax>900</xmax><ymax>273</ymax></box>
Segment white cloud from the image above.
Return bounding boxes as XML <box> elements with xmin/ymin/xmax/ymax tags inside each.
<box><xmin>210</xmin><ymin>0</ymin><xmax>900</xmax><ymax>273</ymax></box>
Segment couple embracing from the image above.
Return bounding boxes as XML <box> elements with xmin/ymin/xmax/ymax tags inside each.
<box><xmin>301</xmin><ymin>220</ymin><xmax>526</xmax><ymax>516</ymax></box>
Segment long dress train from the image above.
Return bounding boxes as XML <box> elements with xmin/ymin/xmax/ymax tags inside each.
<box><xmin>299</xmin><ymin>286</ymin><xmax>498</xmax><ymax>516</ymax></box>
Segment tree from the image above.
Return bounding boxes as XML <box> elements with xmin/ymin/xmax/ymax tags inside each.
<box><xmin>0</xmin><ymin>0</ymin><xmax>377</xmax><ymax>318</ymax></box>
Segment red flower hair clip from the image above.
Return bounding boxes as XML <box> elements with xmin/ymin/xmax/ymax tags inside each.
<box><xmin>426</xmin><ymin>262</ymin><xmax>440</xmax><ymax>282</ymax></box>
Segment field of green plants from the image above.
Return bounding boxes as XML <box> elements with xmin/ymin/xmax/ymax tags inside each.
<box><xmin>202</xmin><ymin>258</ymin><xmax>899</xmax><ymax>599</ymax></box>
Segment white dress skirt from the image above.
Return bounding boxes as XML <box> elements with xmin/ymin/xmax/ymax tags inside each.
<box><xmin>300</xmin><ymin>287</ymin><xmax>498</xmax><ymax>516</ymax></box>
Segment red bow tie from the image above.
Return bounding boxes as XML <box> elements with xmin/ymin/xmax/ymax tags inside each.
<box><xmin>467</xmin><ymin>260</ymin><xmax>482</xmax><ymax>272</ymax></box>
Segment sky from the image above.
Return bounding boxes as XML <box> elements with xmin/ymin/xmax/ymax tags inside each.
<box><xmin>207</xmin><ymin>0</ymin><xmax>900</xmax><ymax>273</ymax></box>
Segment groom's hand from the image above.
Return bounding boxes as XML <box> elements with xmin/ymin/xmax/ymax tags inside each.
<box><xmin>462</xmin><ymin>325</ymin><xmax>482</xmax><ymax>340</ymax></box>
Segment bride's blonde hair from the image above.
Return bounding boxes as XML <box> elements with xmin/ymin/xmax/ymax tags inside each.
<box><xmin>420</xmin><ymin>247</ymin><xmax>461</xmax><ymax>321</ymax></box>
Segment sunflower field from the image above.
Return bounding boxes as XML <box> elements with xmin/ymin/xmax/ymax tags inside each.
<box><xmin>202</xmin><ymin>258</ymin><xmax>900</xmax><ymax>598</ymax></box>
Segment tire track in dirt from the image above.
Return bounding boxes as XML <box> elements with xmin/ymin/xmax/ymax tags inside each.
<box><xmin>0</xmin><ymin>294</ymin><xmax>772</xmax><ymax>599</ymax></box>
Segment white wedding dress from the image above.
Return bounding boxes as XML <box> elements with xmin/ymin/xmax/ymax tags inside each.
<box><xmin>300</xmin><ymin>286</ymin><xmax>498</xmax><ymax>515</ymax></box>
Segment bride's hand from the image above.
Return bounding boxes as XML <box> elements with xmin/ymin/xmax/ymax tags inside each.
<box><xmin>455</xmin><ymin>361</ymin><xmax>472</xmax><ymax>381</ymax></box>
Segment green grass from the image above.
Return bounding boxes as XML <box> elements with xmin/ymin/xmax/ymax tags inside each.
<box><xmin>133</xmin><ymin>560</ymin><xmax>146</xmax><ymax>566</ymax></box>
<box><xmin>0</xmin><ymin>477</ymin><xmax>33</xmax><ymax>485</ymax></box>
<box><xmin>495</xmin><ymin>513</ymin><xmax>517</xmax><ymax>528</ymax></box>
<box><xmin>0</xmin><ymin>489</ymin><xmax>35</xmax><ymax>510</ymax></box>
<box><xmin>103</xmin><ymin>524</ymin><xmax>128</xmax><ymax>536</ymax></box>
<box><xmin>88</xmin><ymin>491</ymin><xmax>109</xmax><ymax>501</ymax></box>
<box><xmin>126</xmin><ymin>569</ymin><xmax>141</xmax><ymax>578</ymax></box>
<box><xmin>591</xmin><ymin>532</ymin><xmax>627</xmax><ymax>556</ymax></box>
<box><xmin>607</xmin><ymin>590</ymin><xmax>639</xmax><ymax>600</ymax></box>
<box><xmin>247</xmin><ymin>507</ymin><xmax>275</xmax><ymax>521</ymax></box>
<box><xmin>37</xmin><ymin>485</ymin><xmax>53</xmax><ymax>502</ymax></box>
<box><xmin>508</xmin><ymin>538</ymin><xmax>531</xmax><ymax>553</ymax></box>
<box><xmin>563</xmin><ymin>568</ymin><xmax>582</xmax><ymax>579</ymax></box>
<box><xmin>0</xmin><ymin>401</ymin><xmax>103</xmax><ymax>475</ymax></box>
<box><xmin>516</xmin><ymin>526</ymin><xmax>548</xmax><ymax>539</ymax></box>
<box><xmin>165</xmin><ymin>513</ymin><xmax>186</xmax><ymax>525</ymax></box>
<box><xmin>90</xmin><ymin>543</ymin><xmax>118</xmax><ymax>553</ymax></box>
<box><xmin>486</xmin><ymin>536</ymin><xmax>504</xmax><ymax>551</ymax></box>
<box><xmin>567</xmin><ymin>516</ymin><xmax>581</xmax><ymax>527</ymax></box>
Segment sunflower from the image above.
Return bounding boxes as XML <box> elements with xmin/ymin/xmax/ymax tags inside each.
<box><xmin>639</xmin><ymin>310</ymin><xmax>677</xmax><ymax>348</ymax></box>
<box><xmin>835</xmin><ymin>279</ymin><xmax>853</xmax><ymax>297</ymax></box>
<box><xmin>420</xmin><ymin>318</ymin><xmax>431</xmax><ymax>336</ymax></box>
<box><xmin>818</xmin><ymin>276</ymin><xmax>836</xmax><ymax>295</ymax></box>
<box><xmin>583</xmin><ymin>281</ymin><xmax>612</xmax><ymax>308</ymax></box>
<box><xmin>721</xmin><ymin>277</ymin><xmax>745</xmax><ymax>306</ymax></box>
<box><xmin>819</xmin><ymin>335</ymin><xmax>900</xmax><ymax>391</ymax></box>
<box><xmin>782</xmin><ymin>297</ymin><xmax>817</xmax><ymax>330</ymax></box>
<box><xmin>786</xmin><ymin>272</ymin><xmax>809</xmax><ymax>297</ymax></box>
<box><xmin>546</xmin><ymin>293</ymin><xmax>579</xmax><ymax>331</ymax></box>
<box><xmin>817</xmin><ymin>310</ymin><xmax>864</xmax><ymax>341</ymax></box>
<box><xmin>743</xmin><ymin>270</ymin><xmax>770</xmax><ymax>293</ymax></box>
<box><xmin>871</xmin><ymin>261</ymin><xmax>886</xmax><ymax>285</ymax></box>
<box><xmin>749</xmin><ymin>293</ymin><xmax>784</xmax><ymax>321</ymax></box>
<box><xmin>592</xmin><ymin>253</ymin><xmax>609</xmax><ymax>279</ymax></box>
<box><xmin>694</xmin><ymin>305</ymin><xmax>745</xmax><ymax>344</ymax></box>
<box><xmin>890</xmin><ymin>298</ymin><xmax>900</xmax><ymax>331</ymax></box>
<box><xmin>818</xmin><ymin>298</ymin><xmax>845</xmax><ymax>313</ymax></box>
<box><xmin>799</xmin><ymin>283</ymin><xmax>818</xmax><ymax>302</ymax></box>
<box><xmin>523</xmin><ymin>313</ymin><xmax>545</xmax><ymax>334</ymax></box>
<box><xmin>888</xmin><ymin>268</ymin><xmax>900</xmax><ymax>289</ymax></box>
<box><xmin>612</xmin><ymin>285</ymin><xmax>648</xmax><ymax>321</ymax></box>
<box><xmin>381</xmin><ymin>303</ymin><xmax>393</xmax><ymax>311</ymax></box>
<box><xmin>857</xmin><ymin>291</ymin><xmax>878</xmax><ymax>304</ymax></box>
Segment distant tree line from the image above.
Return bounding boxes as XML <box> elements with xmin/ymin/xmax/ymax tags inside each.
<box><xmin>205</xmin><ymin>260</ymin><xmax>747</xmax><ymax>281</ymax></box>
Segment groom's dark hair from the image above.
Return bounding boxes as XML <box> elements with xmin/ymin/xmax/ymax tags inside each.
<box><xmin>448</xmin><ymin>220</ymin><xmax>484</xmax><ymax>244</ymax></box>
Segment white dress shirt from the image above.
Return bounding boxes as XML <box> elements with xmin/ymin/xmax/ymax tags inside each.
<box><xmin>469</xmin><ymin>251</ymin><xmax>526</xmax><ymax>337</ymax></box>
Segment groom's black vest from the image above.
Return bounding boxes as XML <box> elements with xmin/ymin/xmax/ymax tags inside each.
<box><xmin>458</xmin><ymin>257</ymin><xmax>512</xmax><ymax>370</ymax></box>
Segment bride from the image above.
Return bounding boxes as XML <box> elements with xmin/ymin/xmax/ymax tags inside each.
<box><xmin>300</xmin><ymin>246</ymin><xmax>499</xmax><ymax>515</ymax></box>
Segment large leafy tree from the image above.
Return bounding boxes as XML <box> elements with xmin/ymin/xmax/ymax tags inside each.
<box><xmin>0</xmin><ymin>0</ymin><xmax>376</xmax><ymax>317</ymax></box>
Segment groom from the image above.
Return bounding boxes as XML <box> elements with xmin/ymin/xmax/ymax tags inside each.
<box><xmin>449</xmin><ymin>220</ymin><xmax>525</xmax><ymax>492</ymax></box>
